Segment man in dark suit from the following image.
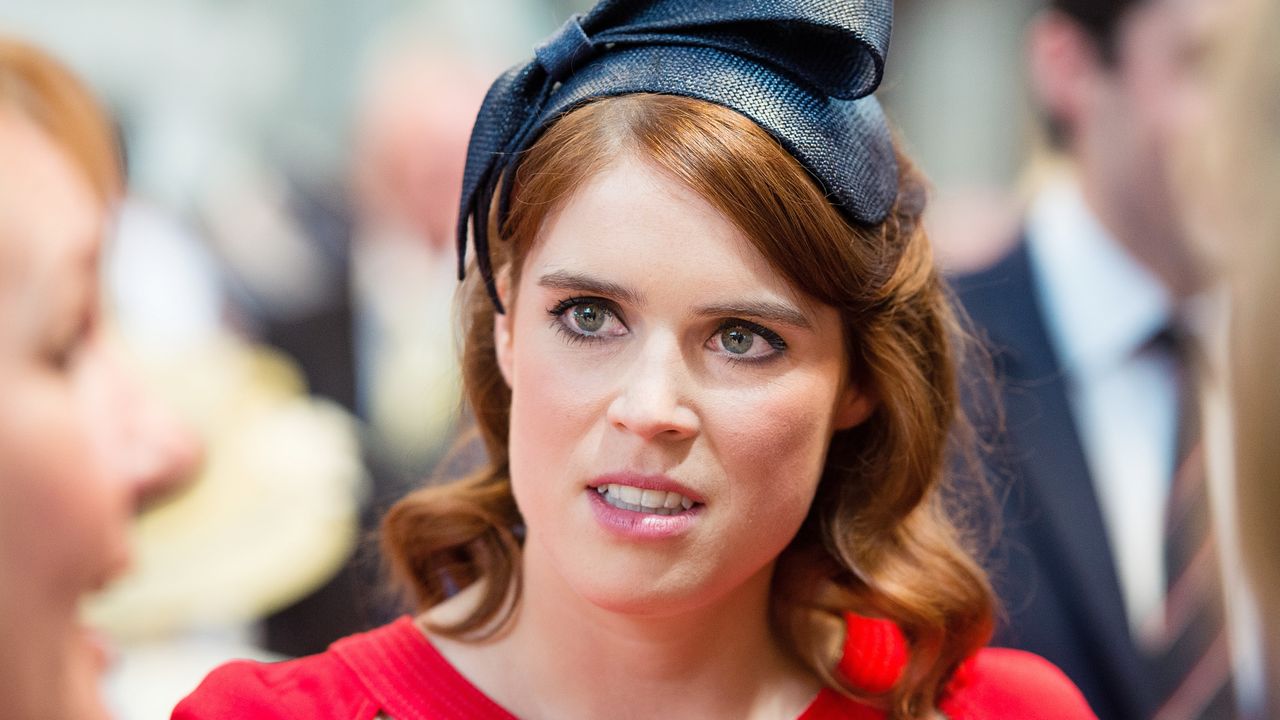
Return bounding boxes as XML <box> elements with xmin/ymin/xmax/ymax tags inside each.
<box><xmin>950</xmin><ymin>0</ymin><xmax>1253</xmax><ymax>718</ymax></box>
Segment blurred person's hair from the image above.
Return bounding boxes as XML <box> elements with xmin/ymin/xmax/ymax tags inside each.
<box><xmin>381</xmin><ymin>93</ymin><xmax>995</xmax><ymax>719</ymax></box>
<box><xmin>1049</xmin><ymin>0</ymin><xmax>1143</xmax><ymax>64</ymax></box>
<box><xmin>1035</xmin><ymin>0</ymin><xmax>1144</xmax><ymax>149</ymax></box>
<box><xmin>1201</xmin><ymin>0</ymin><xmax>1280</xmax><ymax>704</ymax></box>
<box><xmin>0</xmin><ymin>37</ymin><xmax>122</xmax><ymax>204</ymax></box>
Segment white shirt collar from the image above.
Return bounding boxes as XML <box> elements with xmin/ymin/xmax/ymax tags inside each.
<box><xmin>1024</xmin><ymin>175</ymin><xmax>1173</xmax><ymax>378</ymax></box>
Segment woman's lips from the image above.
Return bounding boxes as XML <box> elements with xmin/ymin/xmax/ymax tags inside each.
<box><xmin>585</xmin><ymin>474</ymin><xmax>704</xmax><ymax>539</ymax></box>
<box><xmin>594</xmin><ymin>483</ymin><xmax>695</xmax><ymax>514</ymax></box>
<box><xmin>586</xmin><ymin>473</ymin><xmax>705</xmax><ymax>504</ymax></box>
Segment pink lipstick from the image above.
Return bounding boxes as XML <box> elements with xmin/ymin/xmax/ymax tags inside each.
<box><xmin>585</xmin><ymin>473</ymin><xmax>704</xmax><ymax>540</ymax></box>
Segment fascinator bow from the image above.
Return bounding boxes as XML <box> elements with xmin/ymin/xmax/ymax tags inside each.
<box><xmin>458</xmin><ymin>0</ymin><xmax>896</xmax><ymax>311</ymax></box>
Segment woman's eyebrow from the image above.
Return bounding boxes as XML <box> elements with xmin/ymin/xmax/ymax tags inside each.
<box><xmin>537</xmin><ymin>270</ymin><xmax>644</xmax><ymax>306</ymax></box>
<box><xmin>693</xmin><ymin>301</ymin><xmax>813</xmax><ymax>330</ymax></box>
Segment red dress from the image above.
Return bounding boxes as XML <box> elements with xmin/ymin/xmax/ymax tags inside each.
<box><xmin>173</xmin><ymin>616</ymin><xmax>1096</xmax><ymax>719</ymax></box>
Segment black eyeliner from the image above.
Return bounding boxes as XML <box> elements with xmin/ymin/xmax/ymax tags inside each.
<box><xmin>546</xmin><ymin>295</ymin><xmax>626</xmax><ymax>344</ymax></box>
<box><xmin>717</xmin><ymin>318</ymin><xmax>788</xmax><ymax>351</ymax></box>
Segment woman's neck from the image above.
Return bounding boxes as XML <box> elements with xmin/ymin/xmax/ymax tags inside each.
<box><xmin>423</xmin><ymin>543</ymin><xmax>820</xmax><ymax>720</ymax></box>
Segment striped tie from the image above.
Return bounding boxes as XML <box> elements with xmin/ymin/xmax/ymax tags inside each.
<box><xmin>1146</xmin><ymin>326</ymin><xmax>1235</xmax><ymax>720</ymax></box>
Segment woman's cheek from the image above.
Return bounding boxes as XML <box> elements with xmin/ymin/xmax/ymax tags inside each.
<box><xmin>509</xmin><ymin>337</ymin><xmax>609</xmax><ymax>469</ymax></box>
<box><xmin>0</xmin><ymin>379</ymin><xmax>120</xmax><ymax>599</ymax></box>
<box><xmin>709</xmin><ymin>375</ymin><xmax>834</xmax><ymax>508</ymax></box>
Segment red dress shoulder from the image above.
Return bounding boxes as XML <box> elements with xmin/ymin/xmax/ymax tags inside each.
<box><xmin>823</xmin><ymin>614</ymin><xmax>1097</xmax><ymax>720</ymax></box>
<box><xmin>172</xmin><ymin>617</ymin><xmax>516</xmax><ymax>720</ymax></box>
<box><xmin>800</xmin><ymin>645</ymin><xmax>1098</xmax><ymax>719</ymax></box>
<box><xmin>171</xmin><ymin>651</ymin><xmax>376</xmax><ymax>720</ymax></box>
<box><xmin>939</xmin><ymin>647</ymin><xmax>1098</xmax><ymax>720</ymax></box>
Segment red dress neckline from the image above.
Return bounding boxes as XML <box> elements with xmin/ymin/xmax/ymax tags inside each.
<box><xmin>332</xmin><ymin>616</ymin><xmax>885</xmax><ymax>720</ymax></box>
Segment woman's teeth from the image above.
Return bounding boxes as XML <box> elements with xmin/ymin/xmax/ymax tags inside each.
<box><xmin>596</xmin><ymin>484</ymin><xmax>695</xmax><ymax>514</ymax></box>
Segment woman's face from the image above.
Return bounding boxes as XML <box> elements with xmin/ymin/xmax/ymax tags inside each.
<box><xmin>495</xmin><ymin>155</ymin><xmax>871</xmax><ymax>616</ymax></box>
<box><xmin>0</xmin><ymin>112</ymin><xmax>194</xmax><ymax>720</ymax></box>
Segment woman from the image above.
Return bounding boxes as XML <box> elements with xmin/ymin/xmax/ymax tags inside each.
<box><xmin>1220</xmin><ymin>0</ymin><xmax>1280</xmax><ymax>707</ymax></box>
<box><xmin>1177</xmin><ymin>0</ymin><xmax>1280</xmax><ymax>710</ymax></box>
<box><xmin>177</xmin><ymin>2</ymin><xmax>1095</xmax><ymax>718</ymax></box>
<box><xmin>0</xmin><ymin>38</ymin><xmax>198</xmax><ymax>720</ymax></box>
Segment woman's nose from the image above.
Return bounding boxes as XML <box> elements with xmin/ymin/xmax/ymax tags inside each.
<box><xmin>605</xmin><ymin>335</ymin><xmax>700</xmax><ymax>442</ymax></box>
<box><xmin>98</xmin><ymin>345</ymin><xmax>203</xmax><ymax>512</ymax></box>
<box><xmin>124</xmin><ymin>384</ymin><xmax>202</xmax><ymax>512</ymax></box>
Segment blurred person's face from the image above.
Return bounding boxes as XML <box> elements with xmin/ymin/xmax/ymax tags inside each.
<box><xmin>1077</xmin><ymin>0</ymin><xmax>1219</xmax><ymax>294</ymax></box>
<box><xmin>493</xmin><ymin>157</ymin><xmax>869</xmax><ymax>618</ymax></box>
<box><xmin>0</xmin><ymin>111</ymin><xmax>194</xmax><ymax>720</ymax></box>
<box><xmin>1166</xmin><ymin>0</ymin><xmax>1263</xmax><ymax>269</ymax></box>
<box><xmin>353</xmin><ymin>57</ymin><xmax>487</xmax><ymax>253</ymax></box>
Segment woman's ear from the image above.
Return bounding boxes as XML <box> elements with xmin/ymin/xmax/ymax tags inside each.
<box><xmin>833</xmin><ymin>382</ymin><xmax>877</xmax><ymax>431</ymax></box>
<box><xmin>493</xmin><ymin>272</ymin><xmax>515</xmax><ymax>389</ymax></box>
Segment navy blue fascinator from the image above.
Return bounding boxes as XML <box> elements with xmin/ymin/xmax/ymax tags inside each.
<box><xmin>458</xmin><ymin>0</ymin><xmax>896</xmax><ymax>311</ymax></box>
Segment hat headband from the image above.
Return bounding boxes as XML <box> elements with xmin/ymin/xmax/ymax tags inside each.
<box><xmin>458</xmin><ymin>0</ymin><xmax>896</xmax><ymax>311</ymax></box>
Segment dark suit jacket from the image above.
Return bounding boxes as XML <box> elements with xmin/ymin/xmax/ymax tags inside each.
<box><xmin>951</xmin><ymin>239</ymin><xmax>1158</xmax><ymax>720</ymax></box>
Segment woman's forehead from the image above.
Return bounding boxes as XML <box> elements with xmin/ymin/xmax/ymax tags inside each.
<box><xmin>532</xmin><ymin>158</ymin><xmax>768</xmax><ymax>272</ymax></box>
<box><xmin>0</xmin><ymin>114</ymin><xmax>101</xmax><ymax>345</ymax></box>
<box><xmin>526</xmin><ymin>155</ymin><xmax>809</xmax><ymax>306</ymax></box>
<box><xmin>0</xmin><ymin>114</ymin><xmax>101</xmax><ymax>269</ymax></box>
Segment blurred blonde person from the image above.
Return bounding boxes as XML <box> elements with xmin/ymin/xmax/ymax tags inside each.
<box><xmin>0</xmin><ymin>38</ymin><xmax>198</xmax><ymax>720</ymax></box>
<box><xmin>1180</xmin><ymin>0</ymin><xmax>1280</xmax><ymax>711</ymax></box>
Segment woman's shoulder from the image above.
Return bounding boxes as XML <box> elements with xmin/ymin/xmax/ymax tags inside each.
<box><xmin>938</xmin><ymin>647</ymin><xmax>1098</xmax><ymax>720</ymax></box>
<box><xmin>837</xmin><ymin>615</ymin><xmax>1096</xmax><ymax>720</ymax></box>
<box><xmin>171</xmin><ymin>648</ymin><xmax>373</xmax><ymax>720</ymax></box>
<box><xmin>171</xmin><ymin>617</ymin><xmax>431</xmax><ymax>720</ymax></box>
<box><xmin>172</xmin><ymin>616</ymin><xmax>517</xmax><ymax>720</ymax></box>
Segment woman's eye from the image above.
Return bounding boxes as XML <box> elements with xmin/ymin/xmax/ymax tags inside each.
<box><xmin>570</xmin><ymin>303</ymin><xmax>607</xmax><ymax>333</ymax></box>
<box><xmin>549</xmin><ymin>298</ymin><xmax>627</xmax><ymax>341</ymax></box>
<box><xmin>43</xmin><ymin>345</ymin><xmax>74</xmax><ymax>372</ymax></box>
<box><xmin>42</xmin><ymin>328</ymin><xmax>90</xmax><ymax>373</ymax></box>
<box><xmin>720</xmin><ymin>327</ymin><xmax>754</xmax><ymax>355</ymax></box>
<box><xmin>709</xmin><ymin>321</ymin><xmax>787</xmax><ymax>361</ymax></box>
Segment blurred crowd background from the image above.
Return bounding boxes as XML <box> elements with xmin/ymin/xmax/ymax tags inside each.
<box><xmin>1</xmin><ymin>0</ymin><xmax>1274</xmax><ymax>717</ymax></box>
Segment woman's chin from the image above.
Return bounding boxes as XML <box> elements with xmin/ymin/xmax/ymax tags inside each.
<box><xmin>569</xmin><ymin>570</ymin><xmax>735</xmax><ymax>619</ymax></box>
<box><xmin>75</xmin><ymin>621</ymin><xmax>113</xmax><ymax>677</ymax></box>
<box><xmin>579</xmin><ymin>587</ymin><xmax>683</xmax><ymax>616</ymax></box>
<box><xmin>58</xmin><ymin>621</ymin><xmax>115</xmax><ymax>720</ymax></box>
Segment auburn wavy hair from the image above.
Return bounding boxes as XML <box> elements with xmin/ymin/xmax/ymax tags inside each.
<box><xmin>383</xmin><ymin>93</ymin><xmax>993</xmax><ymax>718</ymax></box>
